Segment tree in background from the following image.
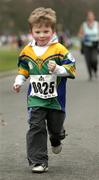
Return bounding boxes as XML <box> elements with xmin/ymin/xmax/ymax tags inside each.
<box><xmin>0</xmin><ymin>0</ymin><xmax>99</xmax><ymax>35</ymax></box>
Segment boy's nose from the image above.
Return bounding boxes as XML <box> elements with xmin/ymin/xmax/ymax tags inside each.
<box><xmin>39</xmin><ymin>33</ymin><xmax>44</xmax><ymax>37</ymax></box>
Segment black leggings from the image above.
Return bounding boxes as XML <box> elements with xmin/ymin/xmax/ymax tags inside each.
<box><xmin>84</xmin><ymin>46</ymin><xmax>98</xmax><ymax>78</ymax></box>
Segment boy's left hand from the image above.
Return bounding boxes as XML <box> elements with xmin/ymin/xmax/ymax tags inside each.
<box><xmin>48</xmin><ymin>61</ymin><xmax>56</xmax><ymax>73</ymax></box>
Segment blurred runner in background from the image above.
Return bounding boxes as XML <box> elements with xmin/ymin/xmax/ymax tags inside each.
<box><xmin>78</xmin><ymin>10</ymin><xmax>99</xmax><ymax>80</ymax></box>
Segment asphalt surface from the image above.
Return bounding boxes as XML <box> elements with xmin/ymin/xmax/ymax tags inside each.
<box><xmin>0</xmin><ymin>50</ymin><xmax>99</xmax><ymax>180</ymax></box>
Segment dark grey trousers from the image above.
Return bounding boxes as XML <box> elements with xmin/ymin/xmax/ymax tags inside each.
<box><xmin>84</xmin><ymin>46</ymin><xmax>98</xmax><ymax>79</ymax></box>
<box><xmin>26</xmin><ymin>107</ymin><xmax>65</xmax><ymax>166</ymax></box>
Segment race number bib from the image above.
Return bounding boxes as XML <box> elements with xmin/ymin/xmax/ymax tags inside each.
<box><xmin>30</xmin><ymin>75</ymin><xmax>57</xmax><ymax>99</ymax></box>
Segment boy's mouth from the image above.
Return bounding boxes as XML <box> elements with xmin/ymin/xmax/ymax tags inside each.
<box><xmin>38</xmin><ymin>39</ymin><xmax>48</xmax><ymax>44</ymax></box>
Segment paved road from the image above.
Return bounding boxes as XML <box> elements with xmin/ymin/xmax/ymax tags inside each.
<box><xmin>0</xmin><ymin>50</ymin><xmax>99</xmax><ymax>180</ymax></box>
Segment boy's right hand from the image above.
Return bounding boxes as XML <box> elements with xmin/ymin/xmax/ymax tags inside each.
<box><xmin>13</xmin><ymin>84</ymin><xmax>21</xmax><ymax>93</ymax></box>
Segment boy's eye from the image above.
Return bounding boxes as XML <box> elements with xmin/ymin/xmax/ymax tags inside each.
<box><xmin>34</xmin><ymin>30</ymin><xmax>50</xmax><ymax>34</ymax></box>
<box><xmin>44</xmin><ymin>31</ymin><xmax>49</xmax><ymax>33</ymax></box>
<box><xmin>35</xmin><ymin>31</ymin><xmax>40</xmax><ymax>34</ymax></box>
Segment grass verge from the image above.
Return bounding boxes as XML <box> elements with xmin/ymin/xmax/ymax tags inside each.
<box><xmin>0</xmin><ymin>47</ymin><xmax>19</xmax><ymax>72</ymax></box>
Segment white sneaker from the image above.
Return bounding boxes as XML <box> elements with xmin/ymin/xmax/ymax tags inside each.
<box><xmin>32</xmin><ymin>164</ymin><xmax>48</xmax><ymax>173</ymax></box>
<box><xmin>52</xmin><ymin>144</ymin><xmax>62</xmax><ymax>154</ymax></box>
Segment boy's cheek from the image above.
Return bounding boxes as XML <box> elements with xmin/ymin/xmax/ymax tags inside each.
<box><xmin>47</xmin><ymin>33</ymin><xmax>54</xmax><ymax>41</ymax></box>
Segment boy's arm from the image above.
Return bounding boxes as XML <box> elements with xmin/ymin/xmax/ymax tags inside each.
<box><xmin>48</xmin><ymin>61</ymin><xmax>67</xmax><ymax>75</ymax></box>
<box><xmin>14</xmin><ymin>74</ymin><xmax>26</xmax><ymax>86</ymax></box>
<box><xmin>49</xmin><ymin>52</ymin><xmax>76</xmax><ymax>78</ymax></box>
<box><xmin>13</xmin><ymin>75</ymin><xmax>26</xmax><ymax>93</ymax></box>
<box><xmin>13</xmin><ymin>55</ymin><xmax>29</xmax><ymax>92</ymax></box>
<box><xmin>60</xmin><ymin>52</ymin><xmax>76</xmax><ymax>78</ymax></box>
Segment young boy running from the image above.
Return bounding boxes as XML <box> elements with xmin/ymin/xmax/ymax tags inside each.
<box><xmin>13</xmin><ymin>7</ymin><xmax>76</xmax><ymax>173</ymax></box>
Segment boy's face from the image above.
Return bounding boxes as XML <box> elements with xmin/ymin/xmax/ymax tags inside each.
<box><xmin>31</xmin><ymin>24</ymin><xmax>54</xmax><ymax>46</ymax></box>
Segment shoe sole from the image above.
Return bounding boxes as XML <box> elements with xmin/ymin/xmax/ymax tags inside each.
<box><xmin>32</xmin><ymin>165</ymin><xmax>48</xmax><ymax>173</ymax></box>
<box><xmin>32</xmin><ymin>167</ymin><xmax>48</xmax><ymax>173</ymax></box>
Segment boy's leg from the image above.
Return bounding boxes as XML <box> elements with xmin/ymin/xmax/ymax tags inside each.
<box><xmin>47</xmin><ymin>109</ymin><xmax>65</xmax><ymax>147</ymax></box>
<box><xmin>26</xmin><ymin>107</ymin><xmax>48</xmax><ymax>167</ymax></box>
<box><xmin>59</xmin><ymin>126</ymin><xmax>66</xmax><ymax>140</ymax></box>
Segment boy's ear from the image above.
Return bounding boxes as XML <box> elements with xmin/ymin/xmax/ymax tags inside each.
<box><xmin>28</xmin><ymin>24</ymin><xmax>32</xmax><ymax>33</ymax></box>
